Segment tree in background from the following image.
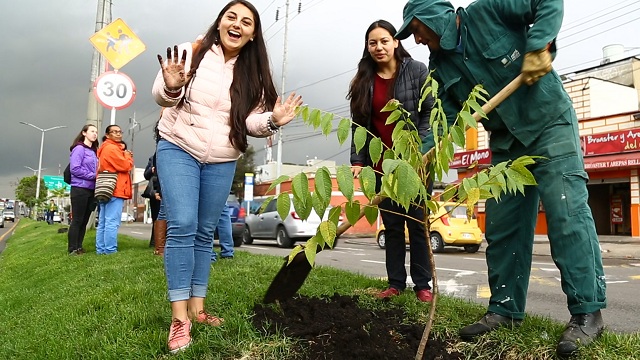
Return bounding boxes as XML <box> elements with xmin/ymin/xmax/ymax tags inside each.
<box><xmin>232</xmin><ymin>145</ymin><xmax>256</xmax><ymax>201</ymax></box>
<box><xmin>15</xmin><ymin>176</ymin><xmax>48</xmax><ymax>211</ymax></box>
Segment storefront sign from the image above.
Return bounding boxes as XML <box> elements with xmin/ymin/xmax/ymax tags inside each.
<box><xmin>583</xmin><ymin>128</ymin><xmax>640</xmax><ymax>156</ymax></box>
<box><xmin>611</xmin><ymin>196</ymin><xmax>623</xmax><ymax>224</ymax></box>
<box><xmin>450</xmin><ymin>149</ymin><xmax>492</xmax><ymax>169</ymax></box>
<box><xmin>583</xmin><ymin>152</ymin><xmax>640</xmax><ymax>169</ymax></box>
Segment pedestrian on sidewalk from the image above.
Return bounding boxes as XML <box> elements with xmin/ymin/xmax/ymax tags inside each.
<box><xmin>67</xmin><ymin>124</ymin><xmax>99</xmax><ymax>255</ymax></box>
<box><xmin>396</xmin><ymin>0</ymin><xmax>606</xmax><ymax>357</ymax></box>
<box><xmin>211</xmin><ymin>202</ymin><xmax>234</xmax><ymax>262</ymax></box>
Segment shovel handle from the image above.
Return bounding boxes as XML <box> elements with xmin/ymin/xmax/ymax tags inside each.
<box><xmin>335</xmin><ymin>74</ymin><xmax>524</xmax><ymax>237</ymax></box>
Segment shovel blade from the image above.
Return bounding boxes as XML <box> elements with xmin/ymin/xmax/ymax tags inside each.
<box><xmin>263</xmin><ymin>251</ymin><xmax>313</xmax><ymax>304</ymax></box>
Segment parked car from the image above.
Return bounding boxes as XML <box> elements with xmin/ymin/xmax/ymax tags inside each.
<box><xmin>0</xmin><ymin>214</ymin><xmax>5</xmax><ymax>228</ymax></box>
<box><xmin>121</xmin><ymin>213</ymin><xmax>135</xmax><ymax>223</ymax></box>
<box><xmin>3</xmin><ymin>210</ymin><xmax>16</xmax><ymax>223</ymax></box>
<box><xmin>242</xmin><ymin>195</ymin><xmax>335</xmax><ymax>248</ymax></box>
<box><xmin>375</xmin><ymin>202</ymin><xmax>483</xmax><ymax>253</ymax></box>
<box><xmin>52</xmin><ymin>212</ymin><xmax>64</xmax><ymax>223</ymax></box>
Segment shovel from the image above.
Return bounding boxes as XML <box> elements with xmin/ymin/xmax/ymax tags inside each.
<box><xmin>263</xmin><ymin>74</ymin><xmax>524</xmax><ymax>303</ymax></box>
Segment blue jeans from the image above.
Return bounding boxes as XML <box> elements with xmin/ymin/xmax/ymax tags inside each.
<box><xmin>96</xmin><ymin>197</ymin><xmax>124</xmax><ymax>254</ymax></box>
<box><xmin>212</xmin><ymin>204</ymin><xmax>234</xmax><ymax>261</ymax></box>
<box><xmin>156</xmin><ymin>140</ymin><xmax>236</xmax><ymax>302</ymax></box>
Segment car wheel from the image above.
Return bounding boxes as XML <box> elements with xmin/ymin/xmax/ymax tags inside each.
<box><xmin>464</xmin><ymin>244</ymin><xmax>480</xmax><ymax>253</ymax></box>
<box><xmin>430</xmin><ymin>233</ymin><xmax>444</xmax><ymax>253</ymax></box>
<box><xmin>242</xmin><ymin>226</ymin><xmax>254</xmax><ymax>245</ymax></box>
<box><xmin>233</xmin><ymin>236</ymin><xmax>243</xmax><ymax>247</ymax></box>
<box><xmin>376</xmin><ymin>231</ymin><xmax>386</xmax><ymax>249</ymax></box>
<box><xmin>276</xmin><ymin>226</ymin><xmax>294</xmax><ymax>248</ymax></box>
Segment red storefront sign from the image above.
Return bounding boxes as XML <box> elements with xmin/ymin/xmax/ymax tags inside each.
<box><xmin>583</xmin><ymin>128</ymin><xmax>640</xmax><ymax>156</ymax></box>
<box><xmin>450</xmin><ymin>149</ymin><xmax>492</xmax><ymax>169</ymax></box>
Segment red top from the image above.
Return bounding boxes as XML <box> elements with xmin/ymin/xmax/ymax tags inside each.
<box><xmin>371</xmin><ymin>75</ymin><xmax>395</xmax><ymax>173</ymax></box>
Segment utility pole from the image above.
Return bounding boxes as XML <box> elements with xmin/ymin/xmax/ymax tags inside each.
<box><xmin>87</xmin><ymin>0</ymin><xmax>111</xmax><ymax>131</ymax></box>
<box><xmin>275</xmin><ymin>0</ymin><xmax>291</xmax><ymax>195</ymax></box>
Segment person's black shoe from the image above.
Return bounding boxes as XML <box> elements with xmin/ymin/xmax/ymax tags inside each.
<box><xmin>459</xmin><ymin>312</ymin><xmax>522</xmax><ymax>341</ymax></box>
<box><xmin>556</xmin><ymin>310</ymin><xmax>604</xmax><ymax>358</ymax></box>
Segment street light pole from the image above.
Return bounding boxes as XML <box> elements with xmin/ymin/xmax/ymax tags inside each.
<box><xmin>24</xmin><ymin>166</ymin><xmax>47</xmax><ymax>176</ymax></box>
<box><xmin>20</xmin><ymin>122</ymin><xmax>66</xmax><ymax>219</ymax></box>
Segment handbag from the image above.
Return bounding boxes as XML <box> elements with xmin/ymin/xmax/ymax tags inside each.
<box><xmin>141</xmin><ymin>177</ymin><xmax>155</xmax><ymax>199</ymax></box>
<box><xmin>94</xmin><ymin>171</ymin><xmax>118</xmax><ymax>202</ymax></box>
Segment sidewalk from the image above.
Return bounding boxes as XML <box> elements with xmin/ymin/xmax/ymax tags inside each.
<box><xmin>531</xmin><ymin>234</ymin><xmax>640</xmax><ymax>260</ymax></box>
<box><xmin>343</xmin><ymin>234</ymin><xmax>640</xmax><ymax>260</ymax></box>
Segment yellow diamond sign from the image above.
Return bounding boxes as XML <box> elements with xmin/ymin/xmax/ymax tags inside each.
<box><xmin>89</xmin><ymin>18</ymin><xmax>145</xmax><ymax>69</ymax></box>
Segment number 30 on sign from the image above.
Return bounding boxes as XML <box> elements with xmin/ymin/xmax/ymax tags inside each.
<box><xmin>93</xmin><ymin>71</ymin><xmax>136</xmax><ymax>110</ymax></box>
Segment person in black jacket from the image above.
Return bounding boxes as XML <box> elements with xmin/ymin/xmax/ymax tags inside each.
<box><xmin>143</xmin><ymin>119</ymin><xmax>165</xmax><ymax>256</ymax></box>
<box><xmin>347</xmin><ymin>19</ymin><xmax>435</xmax><ymax>302</ymax></box>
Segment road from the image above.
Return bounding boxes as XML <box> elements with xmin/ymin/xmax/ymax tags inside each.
<box><xmin>119</xmin><ymin>222</ymin><xmax>640</xmax><ymax>333</ymax></box>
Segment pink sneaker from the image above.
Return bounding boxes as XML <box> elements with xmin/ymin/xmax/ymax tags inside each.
<box><xmin>416</xmin><ymin>289</ymin><xmax>433</xmax><ymax>302</ymax></box>
<box><xmin>168</xmin><ymin>318</ymin><xmax>192</xmax><ymax>354</ymax></box>
<box><xmin>194</xmin><ymin>310</ymin><xmax>224</xmax><ymax>327</ymax></box>
<box><xmin>376</xmin><ymin>287</ymin><xmax>401</xmax><ymax>299</ymax></box>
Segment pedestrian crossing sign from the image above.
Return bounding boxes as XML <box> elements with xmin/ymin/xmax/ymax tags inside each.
<box><xmin>89</xmin><ymin>18</ymin><xmax>146</xmax><ymax>69</ymax></box>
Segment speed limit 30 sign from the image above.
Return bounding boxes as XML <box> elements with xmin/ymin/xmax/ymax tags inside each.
<box><xmin>93</xmin><ymin>71</ymin><xmax>136</xmax><ymax>110</ymax></box>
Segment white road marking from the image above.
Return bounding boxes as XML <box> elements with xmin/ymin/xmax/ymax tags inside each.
<box><xmin>361</xmin><ymin>260</ymin><xmax>476</xmax><ymax>276</ymax></box>
<box><xmin>131</xmin><ymin>231</ymin><xmax>144</xmax><ymax>235</ymax></box>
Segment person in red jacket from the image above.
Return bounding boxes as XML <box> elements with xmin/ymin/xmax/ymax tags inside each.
<box><xmin>95</xmin><ymin>125</ymin><xmax>134</xmax><ymax>254</ymax></box>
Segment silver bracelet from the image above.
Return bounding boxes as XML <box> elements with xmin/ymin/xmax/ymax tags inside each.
<box><xmin>267</xmin><ymin>116</ymin><xmax>280</xmax><ymax>133</ymax></box>
<box><xmin>163</xmin><ymin>83</ymin><xmax>182</xmax><ymax>94</ymax></box>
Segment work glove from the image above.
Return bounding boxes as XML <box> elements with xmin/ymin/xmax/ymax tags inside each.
<box><xmin>521</xmin><ymin>48</ymin><xmax>552</xmax><ymax>86</ymax></box>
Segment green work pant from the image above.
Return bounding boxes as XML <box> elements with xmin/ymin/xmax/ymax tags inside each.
<box><xmin>485</xmin><ymin>110</ymin><xmax>606</xmax><ymax>320</ymax></box>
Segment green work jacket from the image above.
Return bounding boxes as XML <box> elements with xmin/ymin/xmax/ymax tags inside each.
<box><xmin>424</xmin><ymin>0</ymin><xmax>573</xmax><ymax>151</ymax></box>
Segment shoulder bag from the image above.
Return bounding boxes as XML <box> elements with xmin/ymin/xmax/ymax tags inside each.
<box><xmin>94</xmin><ymin>171</ymin><xmax>118</xmax><ymax>202</ymax></box>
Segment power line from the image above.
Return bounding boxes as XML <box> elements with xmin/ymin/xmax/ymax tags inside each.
<box><xmin>560</xmin><ymin>15</ymin><xmax>640</xmax><ymax>49</ymax></box>
<box><xmin>559</xmin><ymin>6</ymin><xmax>640</xmax><ymax>40</ymax></box>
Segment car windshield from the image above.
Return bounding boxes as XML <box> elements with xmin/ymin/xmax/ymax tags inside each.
<box><xmin>444</xmin><ymin>205</ymin><xmax>475</xmax><ymax>219</ymax></box>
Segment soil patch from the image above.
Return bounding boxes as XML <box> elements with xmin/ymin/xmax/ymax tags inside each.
<box><xmin>252</xmin><ymin>293</ymin><xmax>464</xmax><ymax>360</ymax></box>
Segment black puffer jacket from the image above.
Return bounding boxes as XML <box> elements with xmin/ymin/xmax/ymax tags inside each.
<box><xmin>350</xmin><ymin>57</ymin><xmax>434</xmax><ymax>167</ymax></box>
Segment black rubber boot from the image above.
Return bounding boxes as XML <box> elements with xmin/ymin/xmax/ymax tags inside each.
<box><xmin>459</xmin><ymin>312</ymin><xmax>523</xmax><ymax>341</ymax></box>
<box><xmin>556</xmin><ymin>310</ymin><xmax>605</xmax><ymax>358</ymax></box>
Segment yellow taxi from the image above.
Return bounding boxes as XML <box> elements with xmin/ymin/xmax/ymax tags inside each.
<box><xmin>375</xmin><ymin>202</ymin><xmax>483</xmax><ymax>253</ymax></box>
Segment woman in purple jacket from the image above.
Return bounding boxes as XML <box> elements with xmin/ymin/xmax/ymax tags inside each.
<box><xmin>67</xmin><ymin>124</ymin><xmax>99</xmax><ymax>255</ymax></box>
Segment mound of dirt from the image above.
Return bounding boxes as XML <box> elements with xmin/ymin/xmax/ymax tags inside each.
<box><xmin>252</xmin><ymin>293</ymin><xmax>463</xmax><ymax>360</ymax></box>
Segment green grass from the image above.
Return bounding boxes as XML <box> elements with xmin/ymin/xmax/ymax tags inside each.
<box><xmin>0</xmin><ymin>219</ymin><xmax>638</xmax><ymax>359</ymax></box>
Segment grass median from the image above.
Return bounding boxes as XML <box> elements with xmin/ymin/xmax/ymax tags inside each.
<box><xmin>0</xmin><ymin>219</ymin><xmax>637</xmax><ymax>359</ymax></box>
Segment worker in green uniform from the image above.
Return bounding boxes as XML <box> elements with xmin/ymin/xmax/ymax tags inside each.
<box><xmin>395</xmin><ymin>0</ymin><xmax>606</xmax><ymax>357</ymax></box>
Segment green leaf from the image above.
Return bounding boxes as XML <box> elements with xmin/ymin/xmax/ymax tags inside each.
<box><xmin>345</xmin><ymin>200</ymin><xmax>361</xmax><ymax>226</ymax></box>
<box><xmin>292</xmin><ymin>191</ymin><xmax>312</xmax><ymax>221</ymax></box>
<box><xmin>385</xmin><ymin>109</ymin><xmax>403</xmax><ymax>125</ymax></box>
<box><xmin>354</xmin><ymin>126</ymin><xmax>367</xmax><ymax>155</ymax></box>
<box><xmin>381</xmin><ymin>159</ymin><xmax>401</xmax><ymax>175</ymax></box>
<box><xmin>336</xmin><ymin>165</ymin><xmax>354</xmax><ymax>201</ymax></box>
<box><xmin>304</xmin><ymin>236</ymin><xmax>318</xmax><ymax>265</ymax></box>
<box><xmin>467</xmin><ymin>187</ymin><xmax>480</xmax><ymax>205</ymax></box>
<box><xmin>291</xmin><ymin>172</ymin><xmax>309</xmax><ymax>201</ymax></box>
<box><xmin>459</xmin><ymin>110</ymin><xmax>477</xmax><ymax>130</ymax></box>
<box><xmin>451</xmin><ymin>125</ymin><xmax>466</xmax><ymax>147</ymax></box>
<box><xmin>328</xmin><ymin>205</ymin><xmax>342</xmax><ymax>226</ymax></box>
<box><xmin>381</xmin><ymin>99</ymin><xmax>400</xmax><ymax>112</ymax></box>
<box><xmin>441</xmin><ymin>185</ymin><xmax>457</xmax><ymax>202</ymax></box>
<box><xmin>267</xmin><ymin>175</ymin><xmax>290</xmax><ymax>193</ymax></box>
<box><xmin>301</xmin><ymin>105</ymin><xmax>310</xmax><ymax>122</ymax></box>
<box><xmin>363</xmin><ymin>205</ymin><xmax>378</xmax><ymax>225</ymax></box>
<box><xmin>358</xmin><ymin>167</ymin><xmax>377</xmax><ymax>201</ymax></box>
<box><xmin>258</xmin><ymin>196</ymin><xmax>274</xmax><ymax>214</ymax></box>
<box><xmin>468</xmin><ymin>99</ymin><xmax>486</xmax><ymax>121</ymax></box>
<box><xmin>314</xmin><ymin>167</ymin><xmax>332</xmax><ymax>204</ymax></box>
<box><xmin>369</xmin><ymin>137</ymin><xmax>383</xmax><ymax>166</ymax></box>
<box><xmin>309</xmin><ymin>109</ymin><xmax>321</xmax><ymax>128</ymax></box>
<box><xmin>287</xmin><ymin>245</ymin><xmax>304</xmax><ymax>265</ymax></box>
<box><xmin>337</xmin><ymin>118</ymin><xmax>351</xmax><ymax>145</ymax></box>
<box><xmin>395</xmin><ymin>163</ymin><xmax>420</xmax><ymax>208</ymax></box>
<box><xmin>426</xmin><ymin>200</ymin><xmax>439</xmax><ymax>215</ymax></box>
<box><xmin>312</xmin><ymin>193</ymin><xmax>327</xmax><ymax>222</ymax></box>
<box><xmin>276</xmin><ymin>192</ymin><xmax>291</xmax><ymax>221</ymax></box>
<box><xmin>392</xmin><ymin>121</ymin><xmax>406</xmax><ymax>141</ymax></box>
<box><xmin>318</xmin><ymin>221</ymin><xmax>337</xmax><ymax>247</ymax></box>
<box><xmin>321</xmin><ymin>112</ymin><xmax>334</xmax><ymax>135</ymax></box>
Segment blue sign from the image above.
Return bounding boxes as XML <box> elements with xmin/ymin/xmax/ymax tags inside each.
<box><xmin>43</xmin><ymin>175</ymin><xmax>70</xmax><ymax>193</ymax></box>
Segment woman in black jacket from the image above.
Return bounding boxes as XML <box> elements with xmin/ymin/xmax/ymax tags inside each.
<box><xmin>347</xmin><ymin>19</ymin><xmax>434</xmax><ymax>302</ymax></box>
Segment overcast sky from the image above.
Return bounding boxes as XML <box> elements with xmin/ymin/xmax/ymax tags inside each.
<box><xmin>1</xmin><ymin>0</ymin><xmax>639</xmax><ymax>198</ymax></box>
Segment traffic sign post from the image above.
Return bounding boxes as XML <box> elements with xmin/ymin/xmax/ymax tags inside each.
<box><xmin>89</xmin><ymin>18</ymin><xmax>146</xmax><ymax>70</ymax></box>
<box><xmin>93</xmin><ymin>71</ymin><xmax>136</xmax><ymax>124</ymax></box>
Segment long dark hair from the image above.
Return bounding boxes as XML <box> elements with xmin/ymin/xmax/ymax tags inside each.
<box><xmin>347</xmin><ymin>20</ymin><xmax>411</xmax><ymax>125</ymax></box>
<box><xmin>180</xmin><ymin>0</ymin><xmax>277</xmax><ymax>152</ymax></box>
<box><xmin>70</xmin><ymin>124</ymin><xmax>98</xmax><ymax>151</ymax></box>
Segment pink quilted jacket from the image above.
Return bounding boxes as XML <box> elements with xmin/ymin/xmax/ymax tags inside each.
<box><xmin>152</xmin><ymin>42</ymin><xmax>273</xmax><ymax>163</ymax></box>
